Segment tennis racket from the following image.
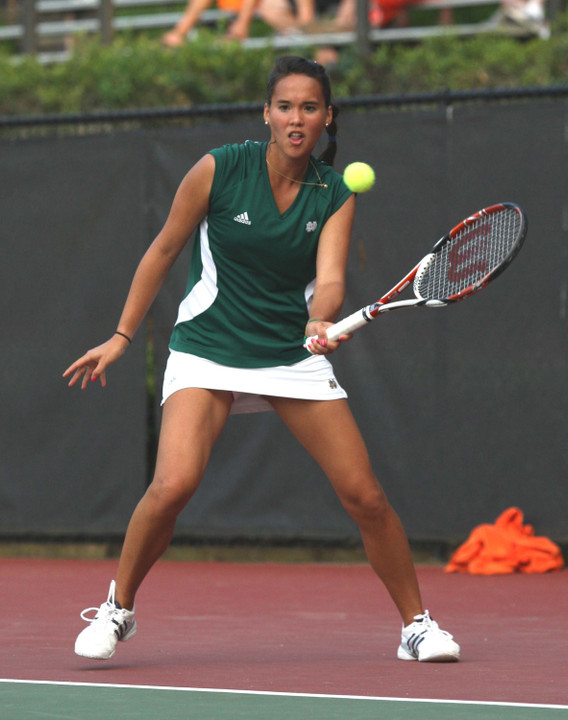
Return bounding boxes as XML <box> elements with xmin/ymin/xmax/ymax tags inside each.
<box><xmin>305</xmin><ymin>202</ymin><xmax>527</xmax><ymax>351</ymax></box>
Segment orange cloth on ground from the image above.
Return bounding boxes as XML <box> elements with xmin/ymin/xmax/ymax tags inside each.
<box><xmin>445</xmin><ymin>507</ymin><xmax>565</xmax><ymax>575</ymax></box>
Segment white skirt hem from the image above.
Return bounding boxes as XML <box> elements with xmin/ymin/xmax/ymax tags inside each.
<box><xmin>161</xmin><ymin>350</ymin><xmax>347</xmax><ymax>414</ymax></box>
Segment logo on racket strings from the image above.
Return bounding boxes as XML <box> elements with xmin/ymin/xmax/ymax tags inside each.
<box><xmin>448</xmin><ymin>223</ymin><xmax>490</xmax><ymax>284</ymax></box>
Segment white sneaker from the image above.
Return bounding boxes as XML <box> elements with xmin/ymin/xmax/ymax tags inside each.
<box><xmin>74</xmin><ymin>580</ymin><xmax>137</xmax><ymax>660</ymax></box>
<box><xmin>397</xmin><ymin>610</ymin><xmax>460</xmax><ymax>662</ymax></box>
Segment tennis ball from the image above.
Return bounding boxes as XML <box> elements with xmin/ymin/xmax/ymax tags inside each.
<box><xmin>343</xmin><ymin>162</ymin><xmax>375</xmax><ymax>193</ymax></box>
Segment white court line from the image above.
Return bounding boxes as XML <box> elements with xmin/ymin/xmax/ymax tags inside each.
<box><xmin>1</xmin><ymin>679</ymin><xmax>567</xmax><ymax>711</ymax></box>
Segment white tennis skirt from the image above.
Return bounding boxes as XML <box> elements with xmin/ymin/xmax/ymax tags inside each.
<box><xmin>162</xmin><ymin>350</ymin><xmax>347</xmax><ymax>414</ymax></box>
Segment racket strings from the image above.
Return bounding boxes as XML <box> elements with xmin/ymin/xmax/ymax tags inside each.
<box><xmin>416</xmin><ymin>207</ymin><xmax>522</xmax><ymax>300</ymax></box>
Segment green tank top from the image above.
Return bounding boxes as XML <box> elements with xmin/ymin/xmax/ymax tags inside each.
<box><xmin>169</xmin><ymin>140</ymin><xmax>352</xmax><ymax>368</ymax></box>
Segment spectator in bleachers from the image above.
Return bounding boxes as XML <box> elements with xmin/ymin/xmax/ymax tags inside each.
<box><xmin>161</xmin><ymin>0</ymin><xmax>315</xmax><ymax>46</ymax></box>
<box><xmin>309</xmin><ymin>0</ymin><xmax>424</xmax><ymax>67</ymax></box>
<box><xmin>303</xmin><ymin>0</ymin><xmax>424</xmax><ymax>33</ymax></box>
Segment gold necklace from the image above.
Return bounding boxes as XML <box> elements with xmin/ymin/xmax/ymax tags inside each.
<box><xmin>266</xmin><ymin>157</ymin><xmax>328</xmax><ymax>189</ymax></box>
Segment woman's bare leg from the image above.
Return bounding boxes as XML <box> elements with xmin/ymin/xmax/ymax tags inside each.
<box><xmin>269</xmin><ymin>396</ymin><xmax>423</xmax><ymax>626</ymax></box>
<box><xmin>115</xmin><ymin>388</ymin><xmax>233</xmax><ymax>609</ymax></box>
<box><xmin>161</xmin><ymin>0</ymin><xmax>213</xmax><ymax>46</ymax></box>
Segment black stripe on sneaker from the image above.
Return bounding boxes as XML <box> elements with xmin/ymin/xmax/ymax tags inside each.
<box><xmin>113</xmin><ymin>619</ymin><xmax>128</xmax><ymax>639</ymax></box>
<box><xmin>407</xmin><ymin>631</ymin><xmax>426</xmax><ymax>654</ymax></box>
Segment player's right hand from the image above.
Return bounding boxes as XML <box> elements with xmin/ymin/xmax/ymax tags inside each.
<box><xmin>62</xmin><ymin>334</ymin><xmax>130</xmax><ymax>389</ymax></box>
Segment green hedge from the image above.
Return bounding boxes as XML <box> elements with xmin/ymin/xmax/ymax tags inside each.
<box><xmin>1</xmin><ymin>12</ymin><xmax>568</xmax><ymax>116</ymax></box>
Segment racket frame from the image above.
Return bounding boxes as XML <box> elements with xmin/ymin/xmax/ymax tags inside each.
<box><xmin>308</xmin><ymin>202</ymin><xmax>527</xmax><ymax>345</ymax></box>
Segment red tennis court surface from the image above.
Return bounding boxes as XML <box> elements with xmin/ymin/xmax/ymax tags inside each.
<box><xmin>1</xmin><ymin>559</ymin><xmax>566</xmax><ymax>707</ymax></box>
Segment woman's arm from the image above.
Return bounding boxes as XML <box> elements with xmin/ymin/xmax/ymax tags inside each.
<box><xmin>63</xmin><ymin>153</ymin><xmax>216</xmax><ymax>388</ymax></box>
<box><xmin>306</xmin><ymin>193</ymin><xmax>355</xmax><ymax>354</ymax></box>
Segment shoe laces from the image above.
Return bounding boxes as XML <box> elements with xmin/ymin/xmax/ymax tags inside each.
<box><xmin>79</xmin><ymin>580</ymin><xmax>120</xmax><ymax>624</ymax></box>
<box><xmin>409</xmin><ymin>610</ymin><xmax>454</xmax><ymax>640</ymax></box>
<box><xmin>80</xmin><ymin>602</ymin><xmax>115</xmax><ymax>624</ymax></box>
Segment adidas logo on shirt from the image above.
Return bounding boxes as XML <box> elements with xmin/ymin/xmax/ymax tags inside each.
<box><xmin>234</xmin><ymin>212</ymin><xmax>251</xmax><ymax>225</ymax></box>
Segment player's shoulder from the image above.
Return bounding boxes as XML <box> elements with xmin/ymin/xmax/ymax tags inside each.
<box><xmin>210</xmin><ymin>140</ymin><xmax>265</xmax><ymax>167</ymax></box>
<box><xmin>311</xmin><ymin>156</ymin><xmax>351</xmax><ymax>206</ymax></box>
<box><xmin>312</xmin><ymin>156</ymin><xmax>343</xmax><ymax>185</ymax></box>
<box><xmin>208</xmin><ymin>141</ymin><xmax>265</xmax><ymax>201</ymax></box>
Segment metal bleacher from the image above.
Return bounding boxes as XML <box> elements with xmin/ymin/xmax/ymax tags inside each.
<box><xmin>0</xmin><ymin>0</ymin><xmax>547</xmax><ymax>63</ymax></box>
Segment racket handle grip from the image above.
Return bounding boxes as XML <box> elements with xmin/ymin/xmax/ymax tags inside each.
<box><xmin>304</xmin><ymin>308</ymin><xmax>372</xmax><ymax>352</ymax></box>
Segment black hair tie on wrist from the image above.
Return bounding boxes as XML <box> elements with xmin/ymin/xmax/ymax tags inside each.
<box><xmin>114</xmin><ymin>331</ymin><xmax>132</xmax><ymax>344</ymax></box>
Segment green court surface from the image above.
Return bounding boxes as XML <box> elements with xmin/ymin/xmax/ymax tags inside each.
<box><xmin>2</xmin><ymin>681</ymin><xmax>567</xmax><ymax>720</ymax></box>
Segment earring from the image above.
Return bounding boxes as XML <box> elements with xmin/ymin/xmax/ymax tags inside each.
<box><xmin>325</xmin><ymin>122</ymin><xmax>329</xmax><ymax>127</ymax></box>
<box><xmin>265</xmin><ymin>120</ymin><xmax>269</xmax><ymax>125</ymax></box>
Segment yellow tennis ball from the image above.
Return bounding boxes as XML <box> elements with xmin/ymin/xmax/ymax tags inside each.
<box><xmin>343</xmin><ymin>162</ymin><xmax>375</xmax><ymax>193</ymax></box>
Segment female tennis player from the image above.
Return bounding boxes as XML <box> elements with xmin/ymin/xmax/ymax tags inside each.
<box><xmin>64</xmin><ymin>56</ymin><xmax>460</xmax><ymax>664</ymax></box>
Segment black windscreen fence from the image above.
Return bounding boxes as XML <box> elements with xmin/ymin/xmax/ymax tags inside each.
<box><xmin>1</xmin><ymin>95</ymin><xmax>566</xmax><ymax>546</ymax></box>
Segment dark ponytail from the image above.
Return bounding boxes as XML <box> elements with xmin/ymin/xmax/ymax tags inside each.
<box><xmin>318</xmin><ymin>104</ymin><xmax>339</xmax><ymax>167</ymax></box>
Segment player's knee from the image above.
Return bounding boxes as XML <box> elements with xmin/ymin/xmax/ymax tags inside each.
<box><xmin>146</xmin><ymin>473</ymin><xmax>197</xmax><ymax>517</ymax></box>
<box><xmin>341</xmin><ymin>482</ymin><xmax>390</xmax><ymax>526</ymax></box>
